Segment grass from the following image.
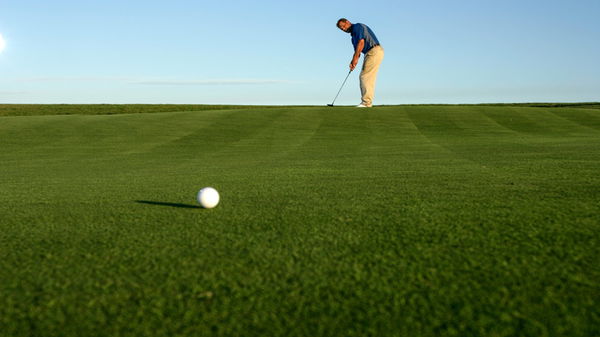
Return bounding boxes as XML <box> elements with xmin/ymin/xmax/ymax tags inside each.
<box><xmin>0</xmin><ymin>104</ymin><xmax>281</xmax><ymax>117</ymax></box>
<box><xmin>1</xmin><ymin>104</ymin><xmax>599</xmax><ymax>336</ymax></box>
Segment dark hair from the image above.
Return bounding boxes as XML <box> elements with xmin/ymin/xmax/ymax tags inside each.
<box><xmin>337</xmin><ymin>18</ymin><xmax>348</xmax><ymax>27</ymax></box>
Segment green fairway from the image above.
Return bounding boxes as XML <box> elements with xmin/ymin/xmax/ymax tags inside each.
<box><xmin>1</xmin><ymin>104</ymin><xmax>599</xmax><ymax>336</ymax></box>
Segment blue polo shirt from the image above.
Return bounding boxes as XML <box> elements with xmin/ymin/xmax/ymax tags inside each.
<box><xmin>351</xmin><ymin>23</ymin><xmax>380</xmax><ymax>54</ymax></box>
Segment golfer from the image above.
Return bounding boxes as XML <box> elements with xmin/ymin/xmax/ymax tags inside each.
<box><xmin>336</xmin><ymin>18</ymin><xmax>384</xmax><ymax>107</ymax></box>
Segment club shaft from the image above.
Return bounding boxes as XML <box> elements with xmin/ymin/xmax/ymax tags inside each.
<box><xmin>330</xmin><ymin>70</ymin><xmax>352</xmax><ymax>106</ymax></box>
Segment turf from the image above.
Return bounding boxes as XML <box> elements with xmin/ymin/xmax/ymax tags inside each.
<box><xmin>1</xmin><ymin>104</ymin><xmax>599</xmax><ymax>337</ymax></box>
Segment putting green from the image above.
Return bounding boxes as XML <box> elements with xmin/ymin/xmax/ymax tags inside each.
<box><xmin>1</xmin><ymin>104</ymin><xmax>599</xmax><ymax>336</ymax></box>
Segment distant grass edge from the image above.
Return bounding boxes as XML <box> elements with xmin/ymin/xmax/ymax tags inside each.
<box><xmin>1</xmin><ymin>102</ymin><xmax>599</xmax><ymax>116</ymax></box>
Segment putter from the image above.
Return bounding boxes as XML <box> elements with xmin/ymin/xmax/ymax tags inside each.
<box><xmin>327</xmin><ymin>70</ymin><xmax>352</xmax><ymax>107</ymax></box>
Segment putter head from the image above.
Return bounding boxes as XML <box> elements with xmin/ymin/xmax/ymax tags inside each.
<box><xmin>327</xmin><ymin>104</ymin><xmax>334</xmax><ymax>107</ymax></box>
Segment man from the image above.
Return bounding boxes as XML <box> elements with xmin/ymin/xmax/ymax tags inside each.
<box><xmin>336</xmin><ymin>18</ymin><xmax>384</xmax><ymax>108</ymax></box>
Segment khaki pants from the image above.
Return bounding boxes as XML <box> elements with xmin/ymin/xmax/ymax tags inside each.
<box><xmin>360</xmin><ymin>45</ymin><xmax>384</xmax><ymax>106</ymax></box>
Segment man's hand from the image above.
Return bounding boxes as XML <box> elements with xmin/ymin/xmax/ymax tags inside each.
<box><xmin>350</xmin><ymin>57</ymin><xmax>359</xmax><ymax>71</ymax></box>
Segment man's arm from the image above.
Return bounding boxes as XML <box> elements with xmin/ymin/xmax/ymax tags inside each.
<box><xmin>350</xmin><ymin>39</ymin><xmax>365</xmax><ymax>71</ymax></box>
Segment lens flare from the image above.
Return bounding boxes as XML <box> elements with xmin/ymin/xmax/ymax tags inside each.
<box><xmin>0</xmin><ymin>34</ymin><xmax>6</xmax><ymax>53</ymax></box>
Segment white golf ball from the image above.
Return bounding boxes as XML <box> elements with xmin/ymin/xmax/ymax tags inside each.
<box><xmin>197</xmin><ymin>187</ymin><xmax>220</xmax><ymax>208</ymax></box>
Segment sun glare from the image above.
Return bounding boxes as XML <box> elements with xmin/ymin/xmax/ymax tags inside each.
<box><xmin>0</xmin><ymin>34</ymin><xmax>6</xmax><ymax>53</ymax></box>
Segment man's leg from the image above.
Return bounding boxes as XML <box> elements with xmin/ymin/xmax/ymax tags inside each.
<box><xmin>359</xmin><ymin>46</ymin><xmax>384</xmax><ymax>106</ymax></box>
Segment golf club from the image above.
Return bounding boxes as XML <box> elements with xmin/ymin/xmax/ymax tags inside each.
<box><xmin>327</xmin><ymin>70</ymin><xmax>352</xmax><ymax>106</ymax></box>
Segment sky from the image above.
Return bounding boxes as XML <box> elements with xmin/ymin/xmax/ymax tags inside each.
<box><xmin>1</xmin><ymin>0</ymin><xmax>599</xmax><ymax>105</ymax></box>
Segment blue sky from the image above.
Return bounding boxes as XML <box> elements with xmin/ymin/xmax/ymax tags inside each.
<box><xmin>1</xmin><ymin>0</ymin><xmax>599</xmax><ymax>105</ymax></box>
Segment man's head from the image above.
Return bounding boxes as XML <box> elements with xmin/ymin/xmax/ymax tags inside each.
<box><xmin>337</xmin><ymin>18</ymin><xmax>352</xmax><ymax>33</ymax></box>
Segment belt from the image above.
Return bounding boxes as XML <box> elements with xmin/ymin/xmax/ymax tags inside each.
<box><xmin>367</xmin><ymin>45</ymin><xmax>382</xmax><ymax>53</ymax></box>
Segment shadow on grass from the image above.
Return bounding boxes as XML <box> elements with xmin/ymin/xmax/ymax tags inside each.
<box><xmin>135</xmin><ymin>200</ymin><xmax>200</xmax><ymax>209</ymax></box>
